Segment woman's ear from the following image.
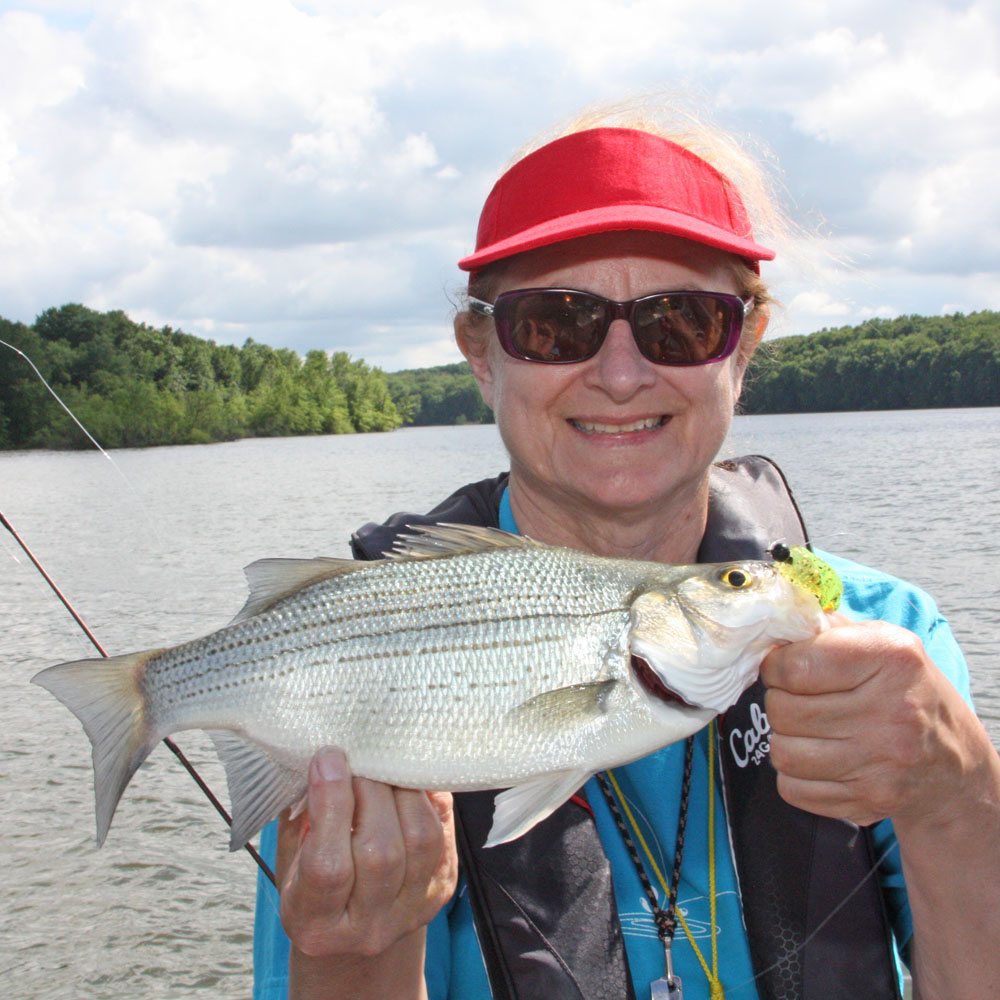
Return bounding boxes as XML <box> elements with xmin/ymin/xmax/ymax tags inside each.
<box><xmin>732</xmin><ymin>305</ymin><xmax>769</xmax><ymax>400</ymax></box>
<box><xmin>455</xmin><ymin>312</ymin><xmax>495</xmax><ymax>410</ymax></box>
<box><xmin>749</xmin><ymin>307</ymin><xmax>769</xmax><ymax>349</ymax></box>
<box><xmin>737</xmin><ymin>305</ymin><xmax>769</xmax><ymax>368</ymax></box>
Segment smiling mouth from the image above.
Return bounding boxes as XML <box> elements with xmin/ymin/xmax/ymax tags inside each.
<box><xmin>571</xmin><ymin>416</ymin><xmax>667</xmax><ymax>435</ymax></box>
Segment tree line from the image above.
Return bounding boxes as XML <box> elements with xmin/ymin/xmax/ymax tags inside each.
<box><xmin>384</xmin><ymin>309</ymin><xmax>1000</xmax><ymax>422</ymax></box>
<box><xmin>384</xmin><ymin>363</ymin><xmax>493</xmax><ymax>426</ymax></box>
<box><xmin>2</xmin><ymin>305</ymin><xmax>996</xmax><ymax>450</ymax></box>
<box><xmin>739</xmin><ymin>310</ymin><xmax>1000</xmax><ymax>413</ymax></box>
<box><xmin>0</xmin><ymin>304</ymin><xmax>402</xmax><ymax>449</ymax></box>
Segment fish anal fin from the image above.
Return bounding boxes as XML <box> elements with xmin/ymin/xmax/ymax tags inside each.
<box><xmin>232</xmin><ymin>556</ymin><xmax>369</xmax><ymax>624</ymax></box>
<box><xmin>207</xmin><ymin>732</ymin><xmax>307</xmax><ymax>850</ymax></box>
<box><xmin>504</xmin><ymin>680</ymin><xmax>617</xmax><ymax>728</ymax></box>
<box><xmin>486</xmin><ymin>769</ymin><xmax>593</xmax><ymax>847</ymax></box>
<box><xmin>390</xmin><ymin>523</ymin><xmax>544</xmax><ymax>561</ymax></box>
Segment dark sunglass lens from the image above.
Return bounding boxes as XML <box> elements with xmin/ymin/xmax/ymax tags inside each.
<box><xmin>506</xmin><ymin>292</ymin><xmax>605</xmax><ymax>362</ymax></box>
<box><xmin>633</xmin><ymin>295</ymin><xmax>732</xmax><ymax>364</ymax></box>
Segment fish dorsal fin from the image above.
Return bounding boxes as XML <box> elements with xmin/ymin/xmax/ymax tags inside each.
<box><xmin>390</xmin><ymin>523</ymin><xmax>544</xmax><ymax>560</ymax></box>
<box><xmin>207</xmin><ymin>731</ymin><xmax>307</xmax><ymax>850</ymax></box>
<box><xmin>231</xmin><ymin>556</ymin><xmax>371</xmax><ymax>624</ymax></box>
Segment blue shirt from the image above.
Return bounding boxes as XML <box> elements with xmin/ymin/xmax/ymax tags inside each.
<box><xmin>252</xmin><ymin>492</ymin><xmax>974</xmax><ymax>999</ymax></box>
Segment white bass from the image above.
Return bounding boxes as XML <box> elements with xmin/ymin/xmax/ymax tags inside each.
<box><xmin>32</xmin><ymin>525</ymin><xmax>836</xmax><ymax>849</ymax></box>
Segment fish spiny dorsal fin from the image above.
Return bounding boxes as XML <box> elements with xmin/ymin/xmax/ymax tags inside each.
<box><xmin>389</xmin><ymin>523</ymin><xmax>545</xmax><ymax>560</ymax></box>
<box><xmin>231</xmin><ymin>556</ymin><xmax>372</xmax><ymax>624</ymax></box>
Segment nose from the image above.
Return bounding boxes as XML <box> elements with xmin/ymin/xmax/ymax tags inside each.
<box><xmin>583</xmin><ymin>318</ymin><xmax>657</xmax><ymax>401</ymax></box>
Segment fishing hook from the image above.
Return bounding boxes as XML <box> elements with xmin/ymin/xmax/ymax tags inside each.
<box><xmin>2</xmin><ymin>507</ymin><xmax>276</xmax><ymax>886</ymax></box>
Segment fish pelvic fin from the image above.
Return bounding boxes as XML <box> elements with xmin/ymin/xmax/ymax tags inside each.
<box><xmin>486</xmin><ymin>768</ymin><xmax>593</xmax><ymax>847</ymax></box>
<box><xmin>207</xmin><ymin>732</ymin><xmax>307</xmax><ymax>851</ymax></box>
<box><xmin>232</xmin><ymin>556</ymin><xmax>368</xmax><ymax>624</ymax></box>
<box><xmin>32</xmin><ymin>649</ymin><xmax>163</xmax><ymax>846</ymax></box>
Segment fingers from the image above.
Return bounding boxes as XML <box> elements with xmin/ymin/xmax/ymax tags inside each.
<box><xmin>399</xmin><ymin>789</ymin><xmax>458</xmax><ymax>916</ymax></box>
<box><xmin>765</xmin><ymin>686</ymin><xmax>861</xmax><ymax>738</ymax></box>
<box><xmin>760</xmin><ymin>618</ymin><xmax>985</xmax><ymax>826</ymax></box>
<box><xmin>426</xmin><ymin>791</ymin><xmax>459</xmax><ymax>894</ymax></box>
<box><xmin>392</xmin><ymin>786</ymin><xmax>446</xmax><ymax>891</ymax></box>
<box><xmin>280</xmin><ymin>749</ymin><xmax>359</xmax><ymax>954</ymax></box>
<box><xmin>764</xmin><ymin>617</ymin><xmax>938</xmax><ymax>699</ymax></box>
<box><xmin>773</xmin><ymin>773</ymin><xmax>887</xmax><ymax>827</ymax></box>
<box><xmin>278</xmin><ymin>748</ymin><xmax>458</xmax><ymax>961</ymax></box>
<box><xmin>766</xmin><ymin>722</ymin><xmax>905</xmax><ymax>827</ymax></box>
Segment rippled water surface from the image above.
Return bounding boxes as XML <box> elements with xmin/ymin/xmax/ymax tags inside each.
<box><xmin>1</xmin><ymin>409</ymin><xmax>997</xmax><ymax>998</ymax></box>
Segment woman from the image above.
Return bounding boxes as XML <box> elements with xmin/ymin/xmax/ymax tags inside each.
<box><xmin>253</xmin><ymin>112</ymin><xmax>1000</xmax><ymax>999</ymax></box>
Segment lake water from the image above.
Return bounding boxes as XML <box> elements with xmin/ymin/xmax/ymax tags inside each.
<box><xmin>1</xmin><ymin>409</ymin><xmax>998</xmax><ymax>999</ymax></box>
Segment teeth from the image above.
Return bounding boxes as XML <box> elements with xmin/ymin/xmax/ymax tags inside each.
<box><xmin>573</xmin><ymin>416</ymin><xmax>664</xmax><ymax>435</ymax></box>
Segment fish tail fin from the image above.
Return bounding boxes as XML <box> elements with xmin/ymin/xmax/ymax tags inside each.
<box><xmin>32</xmin><ymin>649</ymin><xmax>164</xmax><ymax>846</ymax></box>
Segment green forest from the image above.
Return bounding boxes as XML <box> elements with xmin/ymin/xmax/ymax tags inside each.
<box><xmin>0</xmin><ymin>304</ymin><xmax>402</xmax><ymax>448</ymax></box>
<box><xmin>740</xmin><ymin>310</ymin><xmax>1000</xmax><ymax>413</ymax></box>
<box><xmin>1</xmin><ymin>305</ymin><xmax>997</xmax><ymax>450</ymax></box>
<box><xmin>385</xmin><ymin>363</ymin><xmax>493</xmax><ymax>426</ymax></box>
<box><xmin>385</xmin><ymin>309</ymin><xmax>1000</xmax><ymax>421</ymax></box>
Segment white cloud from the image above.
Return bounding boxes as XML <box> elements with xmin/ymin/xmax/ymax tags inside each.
<box><xmin>787</xmin><ymin>290</ymin><xmax>852</xmax><ymax>318</ymax></box>
<box><xmin>0</xmin><ymin>0</ymin><xmax>997</xmax><ymax>362</ymax></box>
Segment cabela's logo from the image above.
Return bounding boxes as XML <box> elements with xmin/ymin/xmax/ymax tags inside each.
<box><xmin>729</xmin><ymin>702</ymin><xmax>771</xmax><ymax>768</ymax></box>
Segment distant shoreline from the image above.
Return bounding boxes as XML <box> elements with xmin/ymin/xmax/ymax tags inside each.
<box><xmin>2</xmin><ymin>304</ymin><xmax>997</xmax><ymax>450</ymax></box>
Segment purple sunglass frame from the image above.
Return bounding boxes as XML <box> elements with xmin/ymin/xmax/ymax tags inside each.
<box><xmin>469</xmin><ymin>288</ymin><xmax>753</xmax><ymax>366</ymax></box>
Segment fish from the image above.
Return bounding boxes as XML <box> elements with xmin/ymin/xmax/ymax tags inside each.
<box><xmin>32</xmin><ymin>525</ymin><xmax>838</xmax><ymax>850</ymax></box>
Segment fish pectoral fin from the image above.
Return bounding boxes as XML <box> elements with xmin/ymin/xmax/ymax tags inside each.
<box><xmin>486</xmin><ymin>769</ymin><xmax>593</xmax><ymax>847</ymax></box>
<box><xmin>389</xmin><ymin>522</ymin><xmax>545</xmax><ymax>560</ymax></box>
<box><xmin>231</xmin><ymin>556</ymin><xmax>368</xmax><ymax>624</ymax></box>
<box><xmin>208</xmin><ymin>732</ymin><xmax>306</xmax><ymax>850</ymax></box>
<box><xmin>504</xmin><ymin>680</ymin><xmax>617</xmax><ymax>728</ymax></box>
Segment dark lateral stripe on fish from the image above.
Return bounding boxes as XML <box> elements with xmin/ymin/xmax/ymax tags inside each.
<box><xmin>291</xmin><ymin>589</ymin><xmax>615</xmax><ymax>622</ymax></box>
<box><xmin>335</xmin><ymin>633</ymin><xmax>568</xmax><ymax>665</ymax></box>
<box><xmin>162</xmin><ymin>630</ymin><xmax>571</xmax><ymax>690</ymax></box>
<box><xmin>153</xmin><ymin>608</ymin><xmax>625</xmax><ymax>692</ymax></box>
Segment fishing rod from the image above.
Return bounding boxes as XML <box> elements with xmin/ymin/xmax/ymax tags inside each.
<box><xmin>2</xmin><ymin>336</ymin><xmax>275</xmax><ymax>883</ymax></box>
<box><xmin>3</xmin><ymin>507</ymin><xmax>276</xmax><ymax>886</ymax></box>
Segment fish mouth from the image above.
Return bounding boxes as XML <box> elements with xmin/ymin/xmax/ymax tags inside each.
<box><xmin>630</xmin><ymin>653</ymin><xmax>697</xmax><ymax>709</ymax></box>
<box><xmin>571</xmin><ymin>415</ymin><xmax>668</xmax><ymax>435</ymax></box>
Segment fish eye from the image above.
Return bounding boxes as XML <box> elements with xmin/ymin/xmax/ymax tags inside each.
<box><xmin>719</xmin><ymin>568</ymin><xmax>753</xmax><ymax>589</ymax></box>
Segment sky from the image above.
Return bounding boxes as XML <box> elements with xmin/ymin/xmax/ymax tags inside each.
<box><xmin>1</xmin><ymin>0</ymin><xmax>998</xmax><ymax>371</ymax></box>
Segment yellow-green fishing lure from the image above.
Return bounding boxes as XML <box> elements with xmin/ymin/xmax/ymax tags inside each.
<box><xmin>771</xmin><ymin>543</ymin><xmax>843</xmax><ymax>612</ymax></box>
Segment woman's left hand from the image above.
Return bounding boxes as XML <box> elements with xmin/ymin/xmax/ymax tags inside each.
<box><xmin>760</xmin><ymin>615</ymin><xmax>987</xmax><ymax>828</ymax></box>
<box><xmin>762</xmin><ymin>616</ymin><xmax>1000</xmax><ymax>999</ymax></box>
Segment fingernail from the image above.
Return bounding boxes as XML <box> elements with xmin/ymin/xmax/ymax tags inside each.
<box><xmin>313</xmin><ymin>747</ymin><xmax>347</xmax><ymax>782</ymax></box>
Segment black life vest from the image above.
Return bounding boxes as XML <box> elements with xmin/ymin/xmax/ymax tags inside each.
<box><xmin>351</xmin><ymin>456</ymin><xmax>901</xmax><ymax>1000</ymax></box>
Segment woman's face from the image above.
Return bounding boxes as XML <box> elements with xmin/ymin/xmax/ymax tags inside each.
<box><xmin>461</xmin><ymin>230</ymin><xmax>756</xmax><ymax>523</ymax></box>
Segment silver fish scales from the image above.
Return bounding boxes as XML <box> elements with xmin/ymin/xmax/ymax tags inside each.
<box><xmin>33</xmin><ymin>524</ymin><xmax>834</xmax><ymax>850</ymax></box>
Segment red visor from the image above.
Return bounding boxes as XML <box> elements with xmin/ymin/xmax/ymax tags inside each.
<box><xmin>458</xmin><ymin>127</ymin><xmax>774</xmax><ymax>272</ymax></box>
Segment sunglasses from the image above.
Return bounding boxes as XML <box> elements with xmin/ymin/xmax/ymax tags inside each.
<box><xmin>469</xmin><ymin>288</ymin><xmax>752</xmax><ymax>366</ymax></box>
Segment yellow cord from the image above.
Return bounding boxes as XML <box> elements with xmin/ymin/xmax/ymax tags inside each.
<box><xmin>708</xmin><ymin>719</ymin><xmax>722</xmax><ymax>999</ymax></box>
<box><xmin>607</xmin><ymin>719</ymin><xmax>725</xmax><ymax>999</ymax></box>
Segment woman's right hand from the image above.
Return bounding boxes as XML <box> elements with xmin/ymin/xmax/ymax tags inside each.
<box><xmin>277</xmin><ymin>747</ymin><xmax>458</xmax><ymax>999</ymax></box>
